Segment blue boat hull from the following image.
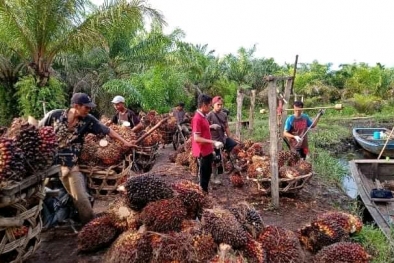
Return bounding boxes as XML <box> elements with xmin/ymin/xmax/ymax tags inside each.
<box><xmin>353</xmin><ymin>128</ymin><xmax>394</xmax><ymax>158</ymax></box>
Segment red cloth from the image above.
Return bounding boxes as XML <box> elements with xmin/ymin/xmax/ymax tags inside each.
<box><xmin>212</xmin><ymin>96</ymin><xmax>222</xmax><ymax>105</ymax></box>
<box><xmin>191</xmin><ymin>111</ymin><xmax>213</xmax><ymax>157</ymax></box>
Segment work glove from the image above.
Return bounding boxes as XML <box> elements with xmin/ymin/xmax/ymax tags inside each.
<box><xmin>318</xmin><ymin>109</ymin><xmax>325</xmax><ymax>115</ymax></box>
<box><xmin>210</xmin><ymin>124</ymin><xmax>221</xmax><ymax>130</ymax></box>
<box><xmin>294</xmin><ymin>136</ymin><xmax>303</xmax><ymax>143</ymax></box>
<box><xmin>213</xmin><ymin>141</ymin><xmax>224</xmax><ymax>149</ymax></box>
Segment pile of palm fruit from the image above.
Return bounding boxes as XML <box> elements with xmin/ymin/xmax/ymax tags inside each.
<box><xmin>76</xmin><ymin>171</ymin><xmax>370</xmax><ymax>262</ymax></box>
<box><xmin>0</xmin><ymin>118</ymin><xmax>58</xmax><ymax>186</ymax></box>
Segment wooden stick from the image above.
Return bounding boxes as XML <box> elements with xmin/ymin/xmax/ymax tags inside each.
<box><xmin>285</xmin><ymin>104</ymin><xmax>343</xmax><ymax>111</ymax></box>
<box><xmin>377</xmin><ymin>126</ymin><xmax>394</xmax><ymax>159</ymax></box>
<box><xmin>135</xmin><ymin>117</ymin><xmax>169</xmax><ymax>145</ymax></box>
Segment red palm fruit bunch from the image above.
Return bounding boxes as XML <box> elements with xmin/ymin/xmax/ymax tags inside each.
<box><xmin>201</xmin><ymin>208</ymin><xmax>248</xmax><ymax>249</ymax></box>
<box><xmin>295</xmin><ymin>159</ymin><xmax>313</xmax><ymax>174</ymax></box>
<box><xmin>287</xmin><ymin>151</ymin><xmax>301</xmax><ymax>166</ymax></box>
<box><xmin>125</xmin><ymin>174</ymin><xmax>174</xmax><ymax>211</ymax></box>
<box><xmin>313</xmin><ymin>242</ymin><xmax>371</xmax><ymax>263</ymax></box>
<box><xmin>209</xmin><ymin>254</ymin><xmax>246</xmax><ymax>263</ymax></box>
<box><xmin>38</xmin><ymin>126</ymin><xmax>58</xmax><ymax>169</ymax></box>
<box><xmin>279</xmin><ymin>166</ymin><xmax>300</xmax><ymax>179</ymax></box>
<box><xmin>278</xmin><ymin>150</ymin><xmax>291</xmax><ymax>168</ymax></box>
<box><xmin>248</xmin><ymin>155</ymin><xmax>271</xmax><ymax>179</ymax></box>
<box><xmin>150</xmin><ymin>231</ymin><xmax>196</xmax><ymax>263</ymax></box>
<box><xmin>97</xmin><ymin>140</ymin><xmax>122</xmax><ymax>165</ymax></box>
<box><xmin>189</xmin><ymin>229</ymin><xmax>217</xmax><ymax>262</ymax></box>
<box><xmin>172</xmin><ymin>180</ymin><xmax>205</xmax><ymax>219</ymax></box>
<box><xmin>240</xmin><ymin>234</ymin><xmax>267</xmax><ymax>263</ymax></box>
<box><xmin>246</xmin><ymin>142</ymin><xmax>264</xmax><ymax>158</ymax></box>
<box><xmin>105</xmin><ymin>230</ymin><xmax>152</xmax><ymax>263</ymax></box>
<box><xmin>229</xmin><ymin>202</ymin><xmax>264</xmax><ymax>237</ymax></box>
<box><xmin>298</xmin><ymin>211</ymin><xmax>362</xmax><ymax>252</ymax></box>
<box><xmin>188</xmin><ymin>154</ymin><xmax>198</xmax><ymax>175</ymax></box>
<box><xmin>139</xmin><ymin>197</ymin><xmax>187</xmax><ymax>233</ymax></box>
<box><xmin>258</xmin><ymin>225</ymin><xmax>305</xmax><ymax>263</ymax></box>
<box><xmin>77</xmin><ymin>213</ymin><xmax>119</xmax><ymax>252</ymax></box>
<box><xmin>0</xmin><ymin>137</ymin><xmax>25</xmax><ymax>183</ymax></box>
<box><xmin>230</xmin><ymin>170</ymin><xmax>244</xmax><ymax>187</ymax></box>
<box><xmin>140</xmin><ymin>129</ymin><xmax>162</xmax><ymax>147</ymax></box>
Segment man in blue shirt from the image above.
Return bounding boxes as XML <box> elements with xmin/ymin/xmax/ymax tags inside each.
<box><xmin>283</xmin><ymin>101</ymin><xmax>322</xmax><ymax>159</ymax></box>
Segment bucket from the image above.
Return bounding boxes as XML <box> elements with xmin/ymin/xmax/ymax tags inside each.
<box><xmin>373</xmin><ymin>131</ymin><xmax>380</xmax><ymax>139</ymax></box>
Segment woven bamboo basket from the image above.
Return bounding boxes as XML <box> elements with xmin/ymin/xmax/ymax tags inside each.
<box><xmin>80</xmin><ymin>155</ymin><xmax>133</xmax><ymax>197</ymax></box>
<box><xmin>132</xmin><ymin>144</ymin><xmax>159</xmax><ymax>173</ymax></box>
<box><xmin>0</xmin><ymin>184</ymin><xmax>45</xmax><ymax>263</ymax></box>
<box><xmin>0</xmin><ymin>166</ymin><xmax>61</xmax><ymax>208</ymax></box>
<box><xmin>163</xmin><ymin>130</ymin><xmax>175</xmax><ymax>144</ymax></box>
<box><xmin>247</xmin><ymin>172</ymin><xmax>313</xmax><ymax>194</ymax></box>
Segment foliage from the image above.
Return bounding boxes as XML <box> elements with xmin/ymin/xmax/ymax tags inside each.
<box><xmin>352</xmin><ymin>93</ymin><xmax>383</xmax><ymax>114</ymax></box>
<box><xmin>351</xmin><ymin>225</ymin><xmax>394</xmax><ymax>263</ymax></box>
<box><xmin>15</xmin><ymin>76</ymin><xmax>66</xmax><ymax>119</ymax></box>
<box><xmin>130</xmin><ymin>65</ymin><xmax>188</xmax><ymax>113</ymax></box>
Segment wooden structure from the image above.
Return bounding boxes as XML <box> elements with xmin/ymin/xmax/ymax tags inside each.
<box><xmin>353</xmin><ymin>128</ymin><xmax>394</xmax><ymax>158</ymax></box>
<box><xmin>349</xmin><ymin>159</ymin><xmax>394</xmax><ymax>244</ymax></box>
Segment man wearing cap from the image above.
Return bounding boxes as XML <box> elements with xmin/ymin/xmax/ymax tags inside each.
<box><xmin>39</xmin><ymin>93</ymin><xmax>135</xmax><ymax>224</ymax></box>
<box><xmin>110</xmin><ymin>95</ymin><xmax>141</xmax><ymax>131</ymax></box>
<box><xmin>191</xmin><ymin>94</ymin><xmax>223</xmax><ymax>193</ymax></box>
<box><xmin>207</xmin><ymin>96</ymin><xmax>238</xmax><ymax>184</ymax></box>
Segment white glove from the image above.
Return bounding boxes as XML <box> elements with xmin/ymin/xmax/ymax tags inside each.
<box><xmin>210</xmin><ymin>124</ymin><xmax>221</xmax><ymax>130</ymax></box>
<box><xmin>294</xmin><ymin>136</ymin><xmax>302</xmax><ymax>143</ymax></box>
<box><xmin>213</xmin><ymin>141</ymin><xmax>224</xmax><ymax>149</ymax></box>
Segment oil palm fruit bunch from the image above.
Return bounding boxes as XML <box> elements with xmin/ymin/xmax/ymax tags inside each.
<box><xmin>0</xmin><ymin>137</ymin><xmax>25</xmax><ymax>183</ymax></box>
<box><xmin>172</xmin><ymin>180</ymin><xmax>205</xmax><ymax>219</ymax></box>
<box><xmin>97</xmin><ymin>140</ymin><xmax>122</xmax><ymax>165</ymax></box>
<box><xmin>246</xmin><ymin>142</ymin><xmax>264</xmax><ymax>158</ymax></box>
<box><xmin>229</xmin><ymin>203</ymin><xmax>264</xmax><ymax>237</ymax></box>
<box><xmin>316</xmin><ymin>211</ymin><xmax>363</xmax><ymax>234</ymax></box>
<box><xmin>287</xmin><ymin>151</ymin><xmax>301</xmax><ymax>166</ymax></box>
<box><xmin>313</xmin><ymin>242</ymin><xmax>371</xmax><ymax>263</ymax></box>
<box><xmin>298</xmin><ymin>212</ymin><xmax>357</xmax><ymax>252</ymax></box>
<box><xmin>150</xmin><ymin>231</ymin><xmax>196</xmax><ymax>263</ymax></box>
<box><xmin>201</xmin><ymin>208</ymin><xmax>248</xmax><ymax>249</ymax></box>
<box><xmin>104</xmin><ymin>231</ymin><xmax>152</xmax><ymax>263</ymax></box>
<box><xmin>230</xmin><ymin>171</ymin><xmax>244</xmax><ymax>187</ymax></box>
<box><xmin>279</xmin><ymin>166</ymin><xmax>300</xmax><ymax>179</ymax></box>
<box><xmin>12</xmin><ymin>121</ymin><xmax>43</xmax><ymax>171</ymax></box>
<box><xmin>258</xmin><ymin>225</ymin><xmax>305</xmax><ymax>263</ymax></box>
<box><xmin>80</xmin><ymin>134</ymin><xmax>99</xmax><ymax>165</ymax></box>
<box><xmin>139</xmin><ymin>197</ymin><xmax>187</xmax><ymax>233</ymax></box>
<box><xmin>240</xmin><ymin>234</ymin><xmax>267</xmax><ymax>263</ymax></box>
<box><xmin>188</xmin><ymin>154</ymin><xmax>198</xmax><ymax>175</ymax></box>
<box><xmin>38</xmin><ymin>126</ymin><xmax>58</xmax><ymax>169</ymax></box>
<box><xmin>124</xmin><ymin>174</ymin><xmax>174</xmax><ymax>211</ymax></box>
<box><xmin>188</xmin><ymin>229</ymin><xmax>217</xmax><ymax>262</ymax></box>
<box><xmin>77</xmin><ymin>213</ymin><xmax>119</xmax><ymax>252</ymax></box>
<box><xmin>175</xmin><ymin>152</ymin><xmax>190</xmax><ymax>166</ymax></box>
<box><xmin>295</xmin><ymin>159</ymin><xmax>312</xmax><ymax>174</ymax></box>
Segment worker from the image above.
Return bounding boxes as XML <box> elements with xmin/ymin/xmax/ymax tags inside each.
<box><xmin>283</xmin><ymin>101</ymin><xmax>324</xmax><ymax>159</ymax></box>
<box><xmin>109</xmin><ymin>95</ymin><xmax>142</xmax><ymax>132</ymax></box>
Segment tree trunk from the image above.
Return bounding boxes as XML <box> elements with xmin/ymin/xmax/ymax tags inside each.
<box><xmin>248</xmin><ymin>89</ymin><xmax>256</xmax><ymax>135</ymax></box>
<box><xmin>235</xmin><ymin>89</ymin><xmax>244</xmax><ymax>140</ymax></box>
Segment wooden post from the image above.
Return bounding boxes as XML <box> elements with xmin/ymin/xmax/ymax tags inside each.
<box><xmin>280</xmin><ymin>78</ymin><xmax>293</xmax><ymax>150</ymax></box>
<box><xmin>267</xmin><ymin>76</ymin><xmax>279</xmax><ymax>208</ymax></box>
<box><xmin>235</xmin><ymin>88</ymin><xmax>244</xmax><ymax>140</ymax></box>
<box><xmin>248</xmin><ymin>90</ymin><xmax>256</xmax><ymax>134</ymax></box>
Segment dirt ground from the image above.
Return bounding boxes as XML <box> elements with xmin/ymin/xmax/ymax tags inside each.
<box><xmin>26</xmin><ymin>144</ymin><xmax>354</xmax><ymax>263</ymax></box>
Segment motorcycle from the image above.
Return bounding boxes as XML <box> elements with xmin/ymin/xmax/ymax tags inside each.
<box><xmin>172</xmin><ymin>120</ymin><xmax>191</xmax><ymax>150</ymax></box>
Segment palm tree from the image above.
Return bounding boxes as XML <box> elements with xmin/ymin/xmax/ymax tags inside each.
<box><xmin>0</xmin><ymin>0</ymin><xmax>165</xmax><ymax>87</ymax></box>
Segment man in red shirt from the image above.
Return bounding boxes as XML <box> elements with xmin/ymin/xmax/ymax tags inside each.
<box><xmin>192</xmin><ymin>94</ymin><xmax>223</xmax><ymax>193</ymax></box>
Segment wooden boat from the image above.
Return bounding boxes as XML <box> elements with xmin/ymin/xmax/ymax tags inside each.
<box><xmin>349</xmin><ymin>159</ymin><xmax>394</xmax><ymax>243</ymax></box>
<box><xmin>352</xmin><ymin>127</ymin><xmax>394</xmax><ymax>158</ymax></box>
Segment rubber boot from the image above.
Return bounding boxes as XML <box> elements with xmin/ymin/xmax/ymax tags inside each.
<box><xmin>211</xmin><ymin>167</ymin><xmax>222</xmax><ymax>185</ymax></box>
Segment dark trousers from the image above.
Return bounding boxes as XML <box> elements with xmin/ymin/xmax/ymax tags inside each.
<box><xmin>198</xmin><ymin>153</ymin><xmax>213</xmax><ymax>192</ymax></box>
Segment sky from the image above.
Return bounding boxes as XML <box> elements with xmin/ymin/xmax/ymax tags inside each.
<box><xmin>91</xmin><ymin>0</ymin><xmax>394</xmax><ymax>68</ymax></box>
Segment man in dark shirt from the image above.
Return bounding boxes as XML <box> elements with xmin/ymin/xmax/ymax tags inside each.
<box><xmin>207</xmin><ymin>96</ymin><xmax>237</xmax><ymax>184</ymax></box>
<box><xmin>109</xmin><ymin>95</ymin><xmax>142</xmax><ymax>132</ymax></box>
<box><xmin>39</xmin><ymin>93</ymin><xmax>135</xmax><ymax>224</ymax></box>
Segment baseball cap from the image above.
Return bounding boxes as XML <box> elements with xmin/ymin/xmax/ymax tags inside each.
<box><xmin>111</xmin><ymin>95</ymin><xmax>125</xmax><ymax>104</ymax></box>
<box><xmin>212</xmin><ymin>96</ymin><xmax>223</xmax><ymax>105</ymax></box>
<box><xmin>71</xmin><ymin>93</ymin><xmax>96</xmax><ymax>108</ymax></box>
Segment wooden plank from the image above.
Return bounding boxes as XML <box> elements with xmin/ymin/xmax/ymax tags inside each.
<box><xmin>248</xmin><ymin>90</ymin><xmax>256</xmax><ymax>133</ymax></box>
<box><xmin>371</xmin><ymin>198</ymin><xmax>394</xmax><ymax>203</ymax></box>
<box><xmin>268</xmin><ymin>78</ymin><xmax>279</xmax><ymax>207</ymax></box>
<box><xmin>0</xmin><ymin>165</ymin><xmax>61</xmax><ymax>196</ymax></box>
<box><xmin>235</xmin><ymin>89</ymin><xmax>244</xmax><ymax>141</ymax></box>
